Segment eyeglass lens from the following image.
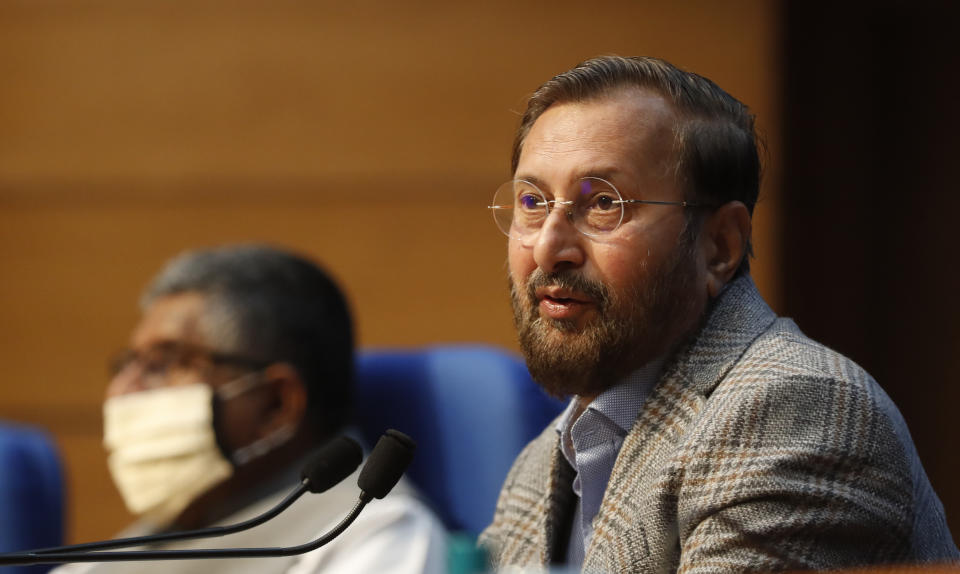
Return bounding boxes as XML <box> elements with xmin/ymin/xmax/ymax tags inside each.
<box><xmin>109</xmin><ymin>346</ymin><xmax>187</xmax><ymax>380</ymax></box>
<box><xmin>490</xmin><ymin>177</ymin><xmax>625</xmax><ymax>238</ymax></box>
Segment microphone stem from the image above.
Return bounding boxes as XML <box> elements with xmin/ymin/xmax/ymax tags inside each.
<box><xmin>0</xmin><ymin>497</ymin><xmax>368</xmax><ymax>565</ymax></box>
<box><xmin>0</xmin><ymin>498</ymin><xmax>368</xmax><ymax>566</ymax></box>
<box><xmin>0</xmin><ymin>483</ymin><xmax>323</xmax><ymax>564</ymax></box>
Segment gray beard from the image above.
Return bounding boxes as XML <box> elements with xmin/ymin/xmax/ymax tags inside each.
<box><xmin>510</xmin><ymin>237</ymin><xmax>700</xmax><ymax>398</ymax></box>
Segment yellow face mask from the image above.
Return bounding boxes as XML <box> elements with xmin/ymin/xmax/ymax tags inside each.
<box><xmin>103</xmin><ymin>383</ymin><xmax>234</xmax><ymax>527</ymax></box>
<box><xmin>104</xmin><ymin>374</ymin><xmax>297</xmax><ymax>527</ymax></box>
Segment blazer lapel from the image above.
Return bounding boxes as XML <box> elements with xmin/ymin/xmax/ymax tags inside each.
<box><xmin>492</xmin><ymin>430</ymin><xmax>576</xmax><ymax>569</ymax></box>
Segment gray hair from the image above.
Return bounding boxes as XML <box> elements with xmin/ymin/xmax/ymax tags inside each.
<box><xmin>142</xmin><ymin>244</ymin><xmax>354</xmax><ymax>436</ymax></box>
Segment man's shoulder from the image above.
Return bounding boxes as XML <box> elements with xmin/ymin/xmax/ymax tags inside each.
<box><xmin>702</xmin><ymin>274</ymin><xmax>874</xmax><ymax>388</ymax></box>
<box><xmin>676</xmin><ymin>274</ymin><xmax>883</xmax><ymax>416</ymax></box>
<box><xmin>737</xmin><ymin>316</ymin><xmax>872</xmax><ymax>382</ymax></box>
<box><xmin>693</xmin><ymin>316</ymin><xmax>906</xmax><ymax>462</ymax></box>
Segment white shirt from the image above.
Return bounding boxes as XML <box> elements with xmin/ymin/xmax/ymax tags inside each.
<box><xmin>51</xmin><ymin>472</ymin><xmax>447</xmax><ymax>574</ymax></box>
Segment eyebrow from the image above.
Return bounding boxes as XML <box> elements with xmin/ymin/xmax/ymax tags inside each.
<box><xmin>575</xmin><ymin>167</ymin><xmax>623</xmax><ymax>181</ymax></box>
<box><xmin>514</xmin><ymin>168</ymin><xmax>626</xmax><ymax>193</ymax></box>
<box><xmin>513</xmin><ymin>173</ymin><xmax>546</xmax><ymax>188</ymax></box>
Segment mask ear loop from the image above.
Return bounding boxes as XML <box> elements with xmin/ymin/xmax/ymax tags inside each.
<box><xmin>214</xmin><ymin>372</ymin><xmax>298</xmax><ymax>467</ymax></box>
<box><xmin>231</xmin><ymin>425</ymin><xmax>296</xmax><ymax>466</ymax></box>
<box><xmin>215</xmin><ymin>372</ymin><xmax>264</xmax><ymax>401</ymax></box>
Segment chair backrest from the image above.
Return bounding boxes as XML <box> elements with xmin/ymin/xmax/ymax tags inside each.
<box><xmin>355</xmin><ymin>345</ymin><xmax>564</xmax><ymax>537</ymax></box>
<box><xmin>0</xmin><ymin>421</ymin><xmax>65</xmax><ymax>574</ymax></box>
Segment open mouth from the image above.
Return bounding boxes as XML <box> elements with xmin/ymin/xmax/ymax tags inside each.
<box><xmin>537</xmin><ymin>289</ymin><xmax>593</xmax><ymax>320</ymax></box>
<box><xmin>543</xmin><ymin>295</ymin><xmax>578</xmax><ymax>305</ymax></box>
<box><xmin>536</xmin><ymin>286</ymin><xmax>590</xmax><ymax>305</ymax></box>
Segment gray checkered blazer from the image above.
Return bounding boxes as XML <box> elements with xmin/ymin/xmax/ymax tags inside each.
<box><xmin>480</xmin><ymin>276</ymin><xmax>958</xmax><ymax>573</ymax></box>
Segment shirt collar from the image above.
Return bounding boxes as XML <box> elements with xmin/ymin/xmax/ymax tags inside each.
<box><xmin>555</xmin><ymin>357</ymin><xmax>667</xmax><ymax>439</ymax></box>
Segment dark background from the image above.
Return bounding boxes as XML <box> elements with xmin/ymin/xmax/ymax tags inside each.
<box><xmin>782</xmin><ymin>1</ymin><xmax>960</xmax><ymax>540</ymax></box>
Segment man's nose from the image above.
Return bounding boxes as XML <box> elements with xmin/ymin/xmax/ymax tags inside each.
<box><xmin>532</xmin><ymin>205</ymin><xmax>585</xmax><ymax>273</ymax></box>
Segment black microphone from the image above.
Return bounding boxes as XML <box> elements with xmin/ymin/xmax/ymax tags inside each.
<box><xmin>300</xmin><ymin>435</ymin><xmax>365</xmax><ymax>494</ymax></box>
<box><xmin>358</xmin><ymin>429</ymin><xmax>416</xmax><ymax>501</ymax></box>
<box><xmin>23</xmin><ymin>436</ymin><xmax>364</xmax><ymax>556</ymax></box>
<box><xmin>0</xmin><ymin>430</ymin><xmax>414</xmax><ymax>566</ymax></box>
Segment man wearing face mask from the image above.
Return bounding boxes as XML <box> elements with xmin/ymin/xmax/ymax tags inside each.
<box><xmin>54</xmin><ymin>244</ymin><xmax>447</xmax><ymax>574</ymax></box>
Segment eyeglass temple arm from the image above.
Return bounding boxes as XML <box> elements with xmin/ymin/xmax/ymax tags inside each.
<box><xmin>617</xmin><ymin>199</ymin><xmax>706</xmax><ymax>207</ymax></box>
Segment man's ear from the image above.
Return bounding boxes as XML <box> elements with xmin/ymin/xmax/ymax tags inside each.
<box><xmin>700</xmin><ymin>201</ymin><xmax>751</xmax><ymax>298</ymax></box>
<box><xmin>258</xmin><ymin>363</ymin><xmax>308</xmax><ymax>438</ymax></box>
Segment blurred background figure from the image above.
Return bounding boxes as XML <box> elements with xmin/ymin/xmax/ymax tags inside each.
<box><xmin>51</xmin><ymin>244</ymin><xmax>446</xmax><ymax>574</ymax></box>
<box><xmin>0</xmin><ymin>0</ymin><xmax>956</xmax><ymax>552</ymax></box>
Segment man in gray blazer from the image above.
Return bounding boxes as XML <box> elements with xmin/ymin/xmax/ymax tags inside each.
<box><xmin>480</xmin><ymin>56</ymin><xmax>958</xmax><ymax>572</ymax></box>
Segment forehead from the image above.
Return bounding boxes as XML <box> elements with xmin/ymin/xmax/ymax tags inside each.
<box><xmin>517</xmin><ymin>89</ymin><xmax>678</xmax><ymax>185</ymax></box>
<box><xmin>130</xmin><ymin>292</ymin><xmax>211</xmax><ymax>350</ymax></box>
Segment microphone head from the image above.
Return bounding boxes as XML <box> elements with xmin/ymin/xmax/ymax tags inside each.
<box><xmin>357</xmin><ymin>429</ymin><xmax>416</xmax><ymax>500</ymax></box>
<box><xmin>301</xmin><ymin>436</ymin><xmax>364</xmax><ymax>493</ymax></box>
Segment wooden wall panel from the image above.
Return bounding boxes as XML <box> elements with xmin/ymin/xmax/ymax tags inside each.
<box><xmin>0</xmin><ymin>0</ymin><xmax>780</xmax><ymax>543</ymax></box>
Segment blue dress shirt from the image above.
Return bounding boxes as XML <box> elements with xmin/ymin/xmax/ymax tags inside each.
<box><xmin>555</xmin><ymin>359</ymin><xmax>665</xmax><ymax>568</ymax></box>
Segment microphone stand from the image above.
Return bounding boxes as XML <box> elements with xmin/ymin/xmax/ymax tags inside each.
<box><xmin>0</xmin><ymin>496</ymin><xmax>369</xmax><ymax>566</ymax></box>
<box><xmin>28</xmin><ymin>482</ymin><xmax>309</xmax><ymax>555</ymax></box>
<box><xmin>0</xmin><ymin>428</ymin><xmax>413</xmax><ymax>567</ymax></box>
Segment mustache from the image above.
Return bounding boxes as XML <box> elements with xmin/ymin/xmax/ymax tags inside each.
<box><xmin>524</xmin><ymin>269</ymin><xmax>610</xmax><ymax>309</ymax></box>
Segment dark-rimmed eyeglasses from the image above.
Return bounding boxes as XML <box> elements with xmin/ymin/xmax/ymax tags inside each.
<box><xmin>108</xmin><ymin>342</ymin><xmax>270</xmax><ymax>382</ymax></box>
